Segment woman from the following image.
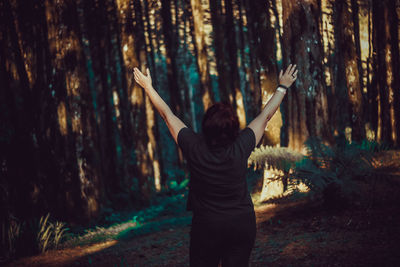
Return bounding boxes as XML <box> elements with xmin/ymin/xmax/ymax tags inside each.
<box><xmin>134</xmin><ymin>64</ymin><xmax>298</xmax><ymax>267</ymax></box>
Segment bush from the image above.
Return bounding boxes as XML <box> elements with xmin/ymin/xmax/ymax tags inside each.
<box><xmin>248</xmin><ymin>137</ymin><xmax>389</xmax><ymax>209</ymax></box>
<box><xmin>36</xmin><ymin>213</ymin><xmax>68</xmax><ymax>252</ymax></box>
<box><xmin>1</xmin><ymin>213</ymin><xmax>69</xmax><ymax>262</ymax></box>
<box><xmin>290</xmin><ymin>138</ymin><xmax>383</xmax><ymax>209</ymax></box>
<box><xmin>248</xmin><ymin>145</ymin><xmax>304</xmax><ymax>172</ymax></box>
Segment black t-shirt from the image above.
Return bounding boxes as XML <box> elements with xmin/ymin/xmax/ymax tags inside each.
<box><xmin>177</xmin><ymin>126</ymin><xmax>256</xmax><ymax>221</ymax></box>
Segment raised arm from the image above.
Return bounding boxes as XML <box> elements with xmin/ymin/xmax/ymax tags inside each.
<box><xmin>134</xmin><ymin>67</ymin><xmax>187</xmax><ymax>144</ymax></box>
<box><xmin>248</xmin><ymin>64</ymin><xmax>298</xmax><ymax>145</ymax></box>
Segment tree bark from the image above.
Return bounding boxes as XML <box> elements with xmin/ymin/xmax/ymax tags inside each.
<box><xmin>245</xmin><ymin>0</ymin><xmax>280</xmax><ymax>145</ymax></box>
<box><xmin>281</xmin><ymin>0</ymin><xmax>332</xmax><ymax>151</ymax></box>
<box><xmin>189</xmin><ymin>0</ymin><xmax>214</xmax><ymax>110</ymax></box>
<box><xmin>372</xmin><ymin>0</ymin><xmax>394</xmax><ymax>144</ymax></box>
<box><xmin>209</xmin><ymin>0</ymin><xmax>231</xmax><ymax>104</ymax></box>
<box><xmin>333</xmin><ymin>0</ymin><xmax>365</xmax><ymax>142</ymax></box>
<box><xmin>387</xmin><ymin>0</ymin><xmax>400</xmax><ymax>146</ymax></box>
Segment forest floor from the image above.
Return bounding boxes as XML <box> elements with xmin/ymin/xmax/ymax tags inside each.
<box><xmin>7</xmin><ymin>151</ymin><xmax>400</xmax><ymax>267</ymax></box>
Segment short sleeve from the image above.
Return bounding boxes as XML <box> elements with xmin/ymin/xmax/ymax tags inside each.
<box><xmin>235</xmin><ymin>127</ymin><xmax>256</xmax><ymax>158</ymax></box>
<box><xmin>177</xmin><ymin>127</ymin><xmax>198</xmax><ymax>156</ymax></box>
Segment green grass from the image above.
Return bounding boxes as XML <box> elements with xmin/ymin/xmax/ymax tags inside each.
<box><xmin>62</xmin><ymin>193</ymin><xmax>190</xmax><ymax>248</ymax></box>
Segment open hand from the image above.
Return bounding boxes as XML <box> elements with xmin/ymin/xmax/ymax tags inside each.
<box><xmin>134</xmin><ymin>67</ymin><xmax>152</xmax><ymax>89</ymax></box>
<box><xmin>279</xmin><ymin>64</ymin><xmax>298</xmax><ymax>88</ymax></box>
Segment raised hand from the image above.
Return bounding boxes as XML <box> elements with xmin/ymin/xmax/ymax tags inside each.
<box><xmin>279</xmin><ymin>64</ymin><xmax>298</xmax><ymax>88</ymax></box>
<box><xmin>134</xmin><ymin>67</ymin><xmax>152</xmax><ymax>89</ymax></box>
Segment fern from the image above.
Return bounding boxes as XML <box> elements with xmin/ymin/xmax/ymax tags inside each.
<box><xmin>290</xmin><ymin>137</ymin><xmax>380</xmax><ymax>207</ymax></box>
<box><xmin>248</xmin><ymin>145</ymin><xmax>304</xmax><ymax>172</ymax></box>
<box><xmin>35</xmin><ymin>213</ymin><xmax>69</xmax><ymax>253</ymax></box>
<box><xmin>249</xmin><ymin>138</ymin><xmax>383</xmax><ymax>207</ymax></box>
<box><xmin>37</xmin><ymin>213</ymin><xmax>53</xmax><ymax>253</ymax></box>
<box><xmin>53</xmin><ymin>221</ymin><xmax>69</xmax><ymax>249</ymax></box>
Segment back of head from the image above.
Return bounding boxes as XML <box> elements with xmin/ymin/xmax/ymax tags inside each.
<box><xmin>202</xmin><ymin>102</ymin><xmax>239</xmax><ymax>148</ymax></box>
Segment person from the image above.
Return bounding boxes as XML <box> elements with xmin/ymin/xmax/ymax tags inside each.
<box><xmin>134</xmin><ymin>64</ymin><xmax>298</xmax><ymax>267</ymax></box>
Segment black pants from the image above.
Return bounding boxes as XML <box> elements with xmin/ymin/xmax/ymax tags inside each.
<box><xmin>189</xmin><ymin>211</ymin><xmax>256</xmax><ymax>267</ymax></box>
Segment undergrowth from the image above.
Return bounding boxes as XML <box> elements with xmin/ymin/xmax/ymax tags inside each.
<box><xmin>1</xmin><ymin>213</ymin><xmax>69</xmax><ymax>264</ymax></box>
<box><xmin>249</xmin><ymin>137</ymin><xmax>392</xmax><ymax>210</ymax></box>
<box><xmin>62</xmin><ymin>189</ymin><xmax>190</xmax><ymax>248</ymax></box>
<box><xmin>1</xmin><ymin>179</ymin><xmax>190</xmax><ymax>264</ymax></box>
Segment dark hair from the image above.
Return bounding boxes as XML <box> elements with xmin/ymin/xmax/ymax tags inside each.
<box><xmin>202</xmin><ymin>102</ymin><xmax>239</xmax><ymax>148</ymax></box>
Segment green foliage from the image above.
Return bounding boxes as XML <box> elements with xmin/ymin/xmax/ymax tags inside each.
<box><xmin>0</xmin><ymin>213</ymin><xmax>68</xmax><ymax>263</ymax></box>
<box><xmin>166</xmin><ymin>178</ymin><xmax>189</xmax><ymax>193</ymax></box>
<box><xmin>290</xmin><ymin>138</ymin><xmax>381</xmax><ymax>208</ymax></box>
<box><xmin>248</xmin><ymin>145</ymin><xmax>304</xmax><ymax>172</ymax></box>
<box><xmin>249</xmin><ymin>138</ymin><xmax>388</xmax><ymax>209</ymax></box>
<box><xmin>52</xmin><ymin>221</ymin><xmax>69</xmax><ymax>249</ymax></box>
<box><xmin>117</xmin><ymin>216</ymin><xmax>191</xmax><ymax>241</ymax></box>
<box><xmin>32</xmin><ymin>213</ymin><xmax>69</xmax><ymax>253</ymax></box>
<box><xmin>37</xmin><ymin>213</ymin><xmax>53</xmax><ymax>253</ymax></box>
<box><xmin>165</xmin><ymin>168</ymin><xmax>186</xmax><ymax>183</ymax></box>
<box><xmin>63</xmin><ymin>193</ymin><xmax>189</xmax><ymax>248</ymax></box>
<box><xmin>356</xmin><ymin>138</ymin><xmax>390</xmax><ymax>152</ymax></box>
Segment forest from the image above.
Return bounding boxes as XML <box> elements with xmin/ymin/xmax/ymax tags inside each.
<box><xmin>1</xmin><ymin>0</ymin><xmax>400</xmax><ymax>266</ymax></box>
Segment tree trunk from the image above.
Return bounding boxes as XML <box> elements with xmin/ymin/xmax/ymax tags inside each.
<box><xmin>242</xmin><ymin>0</ymin><xmax>262</xmax><ymax>121</ymax></box>
<box><xmin>189</xmin><ymin>0</ymin><xmax>214</xmax><ymax>110</ymax></box>
<box><xmin>161</xmin><ymin>0</ymin><xmax>184</xmax><ymax>114</ymax></box>
<box><xmin>224</xmin><ymin>0</ymin><xmax>247</xmax><ymax>128</ymax></box>
<box><xmin>281</xmin><ymin>0</ymin><xmax>332</xmax><ymax>152</ymax></box>
<box><xmin>245</xmin><ymin>0</ymin><xmax>280</xmax><ymax>145</ymax></box>
<box><xmin>141</xmin><ymin>0</ymin><xmax>170</xmax><ymax>187</ymax></box>
<box><xmin>333</xmin><ymin>0</ymin><xmax>365</xmax><ymax>142</ymax></box>
<box><xmin>210</xmin><ymin>0</ymin><xmax>231</xmax><ymax>104</ymax></box>
<box><xmin>372</xmin><ymin>0</ymin><xmax>394</xmax><ymax>144</ymax></box>
<box><xmin>388</xmin><ymin>0</ymin><xmax>400</xmax><ymax>146</ymax></box>
<box><xmin>161</xmin><ymin>0</ymin><xmax>187</xmax><ymax>171</ymax></box>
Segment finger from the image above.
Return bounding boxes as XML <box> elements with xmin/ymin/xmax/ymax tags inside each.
<box><xmin>293</xmin><ymin>69</ymin><xmax>298</xmax><ymax>77</ymax></box>
<box><xmin>279</xmin><ymin>70</ymin><xmax>283</xmax><ymax>79</ymax></box>
<box><xmin>290</xmin><ymin>64</ymin><xmax>297</xmax><ymax>75</ymax></box>
<box><xmin>284</xmin><ymin>64</ymin><xmax>291</xmax><ymax>75</ymax></box>
<box><xmin>135</xmin><ymin>68</ymin><xmax>143</xmax><ymax>77</ymax></box>
<box><xmin>135</xmin><ymin>78</ymin><xmax>141</xmax><ymax>86</ymax></box>
<box><xmin>288</xmin><ymin>64</ymin><xmax>295</xmax><ymax>75</ymax></box>
<box><xmin>286</xmin><ymin>64</ymin><xmax>294</xmax><ymax>75</ymax></box>
<box><xmin>146</xmin><ymin>68</ymin><xmax>151</xmax><ymax>78</ymax></box>
<box><xmin>134</xmin><ymin>72</ymin><xmax>140</xmax><ymax>81</ymax></box>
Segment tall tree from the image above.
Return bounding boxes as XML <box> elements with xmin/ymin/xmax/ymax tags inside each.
<box><xmin>350</xmin><ymin>0</ymin><xmax>365</xmax><ymax>96</ymax></box>
<box><xmin>190</xmin><ymin>0</ymin><xmax>214</xmax><ymax>110</ymax></box>
<box><xmin>181</xmin><ymin>0</ymin><xmax>203</xmax><ymax>132</ymax></box>
<box><xmin>281</xmin><ymin>0</ymin><xmax>332</xmax><ymax>151</ymax></box>
<box><xmin>210</xmin><ymin>0</ymin><xmax>232</xmax><ymax>103</ymax></box>
<box><xmin>365</xmin><ymin>0</ymin><xmax>379</xmax><ymax>140</ymax></box>
<box><xmin>333</xmin><ymin>0</ymin><xmax>365</xmax><ymax>142</ymax></box>
<box><xmin>161</xmin><ymin>0</ymin><xmax>184</xmax><ymax>114</ymax></box>
<box><xmin>244</xmin><ymin>0</ymin><xmax>280</xmax><ymax>145</ymax></box>
<box><xmin>160</xmin><ymin>0</ymin><xmax>189</xmax><ymax>173</ymax></box>
<box><xmin>372</xmin><ymin>0</ymin><xmax>395</xmax><ymax>144</ymax></box>
<box><xmin>387</xmin><ymin>0</ymin><xmax>400</xmax><ymax>146</ymax></box>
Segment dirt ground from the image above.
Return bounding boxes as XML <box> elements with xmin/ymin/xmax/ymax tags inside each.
<box><xmin>7</xmin><ymin>151</ymin><xmax>400</xmax><ymax>267</ymax></box>
<box><xmin>7</xmin><ymin>200</ymin><xmax>400</xmax><ymax>267</ymax></box>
